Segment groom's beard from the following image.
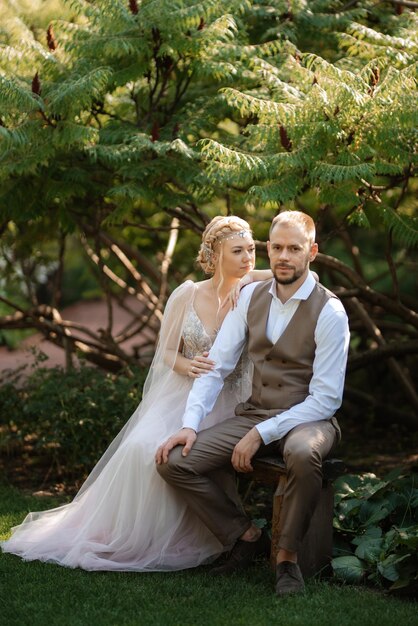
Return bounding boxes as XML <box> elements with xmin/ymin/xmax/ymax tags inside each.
<box><xmin>273</xmin><ymin>262</ymin><xmax>308</xmax><ymax>285</ymax></box>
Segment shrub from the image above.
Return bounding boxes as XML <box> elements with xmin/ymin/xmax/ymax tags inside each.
<box><xmin>332</xmin><ymin>470</ymin><xmax>418</xmax><ymax>595</ymax></box>
<box><xmin>0</xmin><ymin>363</ymin><xmax>147</xmax><ymax>482</ymax></box>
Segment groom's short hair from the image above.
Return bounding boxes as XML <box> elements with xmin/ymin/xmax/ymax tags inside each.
<box><xmin>269</xmin><ymin>211</ymin><xmax>316</xmax><ymax>244</ymax></box>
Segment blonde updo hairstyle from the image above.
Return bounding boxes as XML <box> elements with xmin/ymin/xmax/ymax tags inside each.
<box><xmin>197</xmin><ymin>215</ymin><xmax>253</xmax><ymax>275</ymax></box>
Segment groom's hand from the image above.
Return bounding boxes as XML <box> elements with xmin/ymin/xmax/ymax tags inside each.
<box><xmin>231</xmin><ymin>427</ymin><xmax>262</xmax><ymax>473</ymax></box>
<box><xmin>155</xmin><ymin>428</ymin><xmax>197</xmax><ymax>465</ymax></box>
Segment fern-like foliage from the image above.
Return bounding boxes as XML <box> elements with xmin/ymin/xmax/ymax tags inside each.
<box><xmin>381</xmin><ymin>207</ymin><xmax>418</xmax><ymax>249</ymax></box>
<box><xmin>0</xmin><ymin>0</ymin><xmax>417</xmax><ymax>247</ymax></box>
<box><xmin>195</xmin><ymin>2</ymin><xmax>418</xmax><ymax>247</ymax></box>
<box><xmin>1</xmin><ymin>0</ymin><xmax>417</xmax><ymax>421</ymax></box>
<box><xmin>0</xmin><ymin>0</ymin><xmax>289</xmax><ymax>228</ymax></box>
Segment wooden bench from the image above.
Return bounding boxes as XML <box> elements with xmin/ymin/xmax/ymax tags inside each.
<box><xmin>250</xmin><ymin>456</ymin><xmax>345</xmax><ymax>577</ymax></box>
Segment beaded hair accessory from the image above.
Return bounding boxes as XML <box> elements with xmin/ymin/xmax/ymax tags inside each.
<box><xmin>216</xmin><ymin>229</ymin><xmax>252</xmax><ymax>242</ymax></box>
<box><xmin>201</xmin><ymin>229</ymin><xmax>252</xmax><ymax>260</ymax></box>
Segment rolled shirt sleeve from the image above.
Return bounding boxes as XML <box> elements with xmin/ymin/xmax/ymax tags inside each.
<box><xmin>255</xmin><ymin>298</ymin><xmax>350</xmax><ymax>444</ymax></box>
<box><xmin>182</xmin><ymin>286</ymin><xmax>253</xmax><ymax>432</ymax></box>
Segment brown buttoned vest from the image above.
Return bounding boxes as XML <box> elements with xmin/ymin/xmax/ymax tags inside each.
<box><xmin>235</xmin><ymin>280</ymin><xmax>337</xmax><ymax>420</ymax></box>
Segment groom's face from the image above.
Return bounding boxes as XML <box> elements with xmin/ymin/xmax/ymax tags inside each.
<box><xmin>267</xmin><ymin>223</ymin><xmax>318</xmax><ymax>286</ymax></box>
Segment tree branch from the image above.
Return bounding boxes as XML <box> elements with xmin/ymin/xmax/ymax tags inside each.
<box><xmin>343</xmin><ymin>385</ymin><xmax>417</xmax><ymax>426</ymax></box>
<box><xmin>80</xmin><ymin>236</ymin><xmax>162</xmax><ymax>321</ymax></box>
<box><xmin>346</xmin><ymin>297</ymin><xmax>418</xmax><ymax>414</ymax></box>
<box><xmin>347</xmin><ymin>339</ymin><xmax>418</xmax><ymax>370</ymax></box>
<box><xmin>384</xmin><ymin>0</ymin><xmax>418</xmax><ymax>8</ymax></box>
<box><xmin>99</xmin><ymin>231</ymin><xmax>162</xmax><ymax>285</ymax></box>
<box><xmin>159</xmin><ymin>217</ymin><xmax>179</xmax><ymax>303</ymax></box>
<box><xmin>315</xmin><ymin>254</ymin><xmax>418</xmax><ymax>330</ymax></box>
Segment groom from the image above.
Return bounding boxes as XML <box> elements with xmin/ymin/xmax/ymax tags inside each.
<box><xmin>156</xmin><ymin>211</ymin><xmax>350</xmax><ymax>596</ymax></box>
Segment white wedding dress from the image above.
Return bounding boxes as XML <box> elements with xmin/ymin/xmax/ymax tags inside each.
<box><xmin>1</xmin><ymin>281</ymin><xmax>251</xmax><ymax>571</ymax></box>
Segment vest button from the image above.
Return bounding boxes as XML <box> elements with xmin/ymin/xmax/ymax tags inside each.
<box><xmin>278</xmin><ymin>383</ymin><xmax>282</xmax><ymax>387</ymax></box>
<box><xmin>262</xmin><ymin>382</ymin><xmax>267</xmax><ymax>387</ymax></box>
<box><xmin>266</xmin><ymin>356</ymin><xmax>272</xmax><ymax>361</ymax></box>
<box><xmin>282</xmin><ymin>360</ymin><xmax>287</xmax><ymax>364</ymax></box>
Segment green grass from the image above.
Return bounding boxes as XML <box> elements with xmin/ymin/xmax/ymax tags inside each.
<box><xmin>1</xmin><ymin>484</ymin><xmax>416</xmax><ymax>626</ymax></box>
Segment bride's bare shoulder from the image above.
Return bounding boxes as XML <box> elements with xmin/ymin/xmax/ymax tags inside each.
<box><xmin>194</xmin><ymin>279</ymin><xmax>212</xmax><ymax>291</ymax></box>
<box><xmin>167</xmin><ymin>279</ymin><xmax>212</xmax><ymax>308</ymax></box>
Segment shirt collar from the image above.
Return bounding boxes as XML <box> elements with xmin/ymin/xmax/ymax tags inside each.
<box><xmin>268</xmin><ymin>271</ymin><xmax>316</xmax><ymax>303</ymax></box>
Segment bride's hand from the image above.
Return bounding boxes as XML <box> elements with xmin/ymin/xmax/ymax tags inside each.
<box><xmin>187</xmin><ymin>351</ymin><xmax>215</xmax><ymax>379</ymax></box>
<box><xmin>223</xmin><ymin>274</ymin><xmax>253</xmax><ymax>310</ymax></box>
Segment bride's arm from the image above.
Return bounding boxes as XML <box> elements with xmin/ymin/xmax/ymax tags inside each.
<box><xmin>247</xmin><ymin>268</ymin><xmax>273</xmax><ymax>282</ymax></box>
<box><xmin>236</xmin><ymin>268</ymin><xmax>273</xmax><ymax>293</ymax></box>
<box><xmin>158</xmin><ymin>282</ymin><xmax>214</xmax><ymax>380</ymax></box>
<box><xmin>227</xmin><ymin>268</ymin><xmax>272</xmax><ymax>309</ymax></box>
<box><xmin>172</xmin><ymin>346</ymin><xmax>214</xmax><ymax>380</ymax></box>
<box><xmin>228</xmin><ymin>268</ymin><xmax>320</xmax><ymax>308</ymax></box>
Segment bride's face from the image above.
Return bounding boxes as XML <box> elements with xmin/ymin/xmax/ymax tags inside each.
<box><xmin>216</xmin><ymin>234</ymin><xmax>256</xmax><ymax>279</ymax></box>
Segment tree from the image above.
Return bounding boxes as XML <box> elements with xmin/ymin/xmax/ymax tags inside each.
<box><xmin>198</xmin><ymin>1</ymin><xmax>418</xmax><ymax>424</ymax></box>
<box><xmin>1</xmin><ymin>0</ymin><xmax>277</xmax><ymax>367</ymax></box>
<box><xmin>0</xmin><ymin>0</ymin><xmax>417</xmax><ymax>423</ymax></box>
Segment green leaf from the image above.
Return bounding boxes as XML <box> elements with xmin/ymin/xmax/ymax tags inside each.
<box><xmin>390</xmin><ymin>578</ymin><xmax>412</xmax><ymax>591</ymax></box>
<box><xmin>395</xmin><ymin>526</ymin><xmax>418</xmax><ymax>549</ymax></box>
<box><xmin>359</xmin><ymin>500</ymin><xmax>389</xmax><ymax>527</ymax></box>
<box><xmin>364</xmin><ymin>526</ymin><xmax>382</xmax><ymax>539</ymax></box>
<box><xmin>332</xmin><ymin>555</ymin><xmax>366</xmax><ymax>583</ymax></box>
<box><xmin>347</xmin><ymin>208</ymin><xmax>370</xmax><ymax>228</ymax></box>
<box><xmin>334</xmin><ymin>473</ymin><xmax>379</xmax><ymax>497</ymax></box>
<box><xmin>381</xmin><ymin>207</ymin><xmax>418</xmax><ymax>249</ymax></box>
<box><xmin>336</xmin><ymin>497</ymin><xmax>363</xmax><ymax>521</ymax></box>
<box><xmin>382</xmin><ymin>467</ymin><xmax>406</xmax><ymax>482</ymax></box>
<box><xmin>377</xmin><ymin>554</ymin><xmax>411</xmax><ymax>582</ymax></box>
<box><xmin>354</xmin><ymin>537</ymin><xmax>384</xmax><ymax>562</ymax></box>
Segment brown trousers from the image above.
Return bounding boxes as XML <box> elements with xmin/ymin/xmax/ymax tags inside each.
<box><xmin>157</xmin><ymin>415</ymin><xmax>339</xmax><ymax>554</ymax></box>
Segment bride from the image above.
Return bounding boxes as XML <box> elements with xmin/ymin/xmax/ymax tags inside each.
<box><xmin>2</xmin><ymin>215</ymin><xmax>271</xmax><ymax>571</ymax></box>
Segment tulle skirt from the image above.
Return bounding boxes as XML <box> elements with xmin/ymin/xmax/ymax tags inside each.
<box><xmin>1</xmin><ymin>374</ymin><xmax>239</xmax><ymax>571</ymax></box>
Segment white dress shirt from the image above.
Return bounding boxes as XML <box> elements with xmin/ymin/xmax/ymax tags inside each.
<box><xmin>182</xmin><ymin>272</ymin><xmax>350</xmax><ymax>444</ymax></box>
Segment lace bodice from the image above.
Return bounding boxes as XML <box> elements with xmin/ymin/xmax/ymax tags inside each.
<box><xmin>181</xmin><ymin>306</ymin><xmax>246</xmax><ymax>390</ymax></box>
<box><xmin>182</xmin><ymin>307</ymin><xmax>213</xmax><ymax>359</ymax></box>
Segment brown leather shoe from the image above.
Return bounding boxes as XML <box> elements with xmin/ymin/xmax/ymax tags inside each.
<box><xmin>275</xmin><ymin>561</ymin><xmax>305</xmax><ymax>596</ymax></box>
<box><xmin>210</xmin><ymin>529</ymin><xmax>270</xmax><ymax>575</ymax></box>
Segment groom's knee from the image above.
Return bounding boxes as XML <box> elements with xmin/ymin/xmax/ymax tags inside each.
<box><xmin>156</xmin><ymin>446</ymin><xmax>186</xmax><ymax>484</ymax></box>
